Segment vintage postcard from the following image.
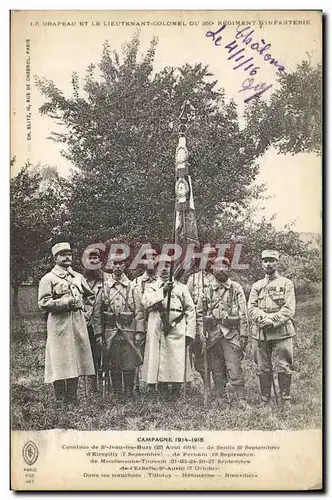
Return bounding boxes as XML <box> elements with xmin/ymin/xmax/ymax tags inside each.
<box><xmin>10</xmin><ymin>10</ymin><xmax>322</xmax><ymax>491</ymax></box>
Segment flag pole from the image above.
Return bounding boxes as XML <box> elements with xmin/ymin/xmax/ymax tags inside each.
<box><xmin>165</xmin><ymin>100</ymin><xmax>190</xmax><ymax>330</ymax></box>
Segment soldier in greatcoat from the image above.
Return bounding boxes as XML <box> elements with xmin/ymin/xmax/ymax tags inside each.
<box><xmin>38</xmin><ymin>240</ymin><xmax>95</xmax><ymax>406</ymax></box>
<box><xmin>141</xmin><ymin>254</ymin><xmax>196</xmax><ymax>400</ymax></box>
<box><xmin>92</xmin><ymin>260</ymin><xmax>145</xmax><ymax>399</ymax></box>
<box><xmin>248</xmin><ymin>250</ymin><xmax>296</xmax><ymax>406</ymax></box>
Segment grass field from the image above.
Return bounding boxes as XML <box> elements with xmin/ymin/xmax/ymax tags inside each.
<box><xmin>10</xmin><ymin>288</ymin><xmax>322</xmax><ymax>431</ymax></box>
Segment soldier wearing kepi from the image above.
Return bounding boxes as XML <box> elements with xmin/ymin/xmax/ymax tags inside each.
<box><xmin>196</xmin><ymin>256</ymin><xmax>249</xmax><ymax>408</ymax></box>
<box><xmin>141</xmin><ymin>254</ymin><xmax>196</xmax><ymax>401</ymax></box>
<box><xmin>187</xmin><ymin>246</ymin><xmax>218</xmax><ymax>378</ymax></box>
<box><xmin>92</xmin><ymin>260</ymin><xmax>145</xmax><ymax>399</ymax></box>
<box><xmin>83</xmin><ymin>247</ymin><xmax>110</xmax><ymax>393</ymax></box>
<box><xmin>248</xmin><ymin>250</ymin><xmax>296</xmax><ymax>406</ymax></box>
<box><xmin>38</xmin><ymin>240</ymin><xmax>95</xmax><ymax>407</ymax></box>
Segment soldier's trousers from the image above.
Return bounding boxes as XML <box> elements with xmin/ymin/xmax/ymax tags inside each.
<box><xmin>193</xmin><ymin>336</ymin><xmax>227</xmax><ymax>380</ymax></box>
<box><xmin>208</xmin><ymin>336</ymin><xmax>244</xmax><ymax>389</ymax></box>
<box><xmin>192</xmin><ymin>337</ymin><xmax>205</xmax><ymax>376</ymax></box>
<box><xmin>107</xmin><ymin>334</ymin><xmax>138</xmax><ymax>373</ymax></box>
<box><xmin>253</xmin><ymin>338</ymin><xmax>293</xmax><ymax>375</ymax></box>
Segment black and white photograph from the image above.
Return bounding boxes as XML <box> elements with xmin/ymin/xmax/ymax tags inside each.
<box><xmin>10</xmin><ymin>9</ymin><xmax>322</xmax><ymax>491</ymax></box>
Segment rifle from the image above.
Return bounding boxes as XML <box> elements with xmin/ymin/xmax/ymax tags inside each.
<box><xmin>201</xmin><ymin>271</ymin><xmax>210</xmax><ymax>407</ymax></box>
<box><xmin>98</xmin><ymin>339</ymin><xmax>109</xmax><ymax>398</ymax></box>
<box><xmin>134</xmin><ymin>338</ymin><xmax>145</xmax><ymax>395</ymax></box>
<box><xmin>261</xmin><ymin>324</ymin><xmax>279</xmax><ymax>405</ymax></box>
<box><xmin>134</xmin><ymin>368</ymin><xmax>140</xmax><ymax>395</ymax></box>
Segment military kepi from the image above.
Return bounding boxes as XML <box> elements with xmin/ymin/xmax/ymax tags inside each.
<box><xmin>261</xmin><ymin>249</ymin><xmax>279</xmax><ymax>260</ymax></box>
<box><xmin>51</xmin><ymin>241</ymin><xmax>71</xmax><ymax>257</ymax></box>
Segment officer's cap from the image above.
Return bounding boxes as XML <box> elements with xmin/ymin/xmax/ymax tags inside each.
<box><xmin>51</xmin><ymin>241</ymin><xmax>71</xmax><ymax>257</ymax></box>
<box><xmin>262</xmin><ymin>250</ymin><xmax>279</xmax><ymax>260</ymax></box>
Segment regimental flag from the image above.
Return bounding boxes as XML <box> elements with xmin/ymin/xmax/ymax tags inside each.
<box><xmin>173</xmin><ymin>134</ymin><xmax>199</xmax><ymax>281</ymax></box>
<box><xmin>174</xmin><ymin>136</ymin><xmax>199</xmax><ymax>245</ymax></box>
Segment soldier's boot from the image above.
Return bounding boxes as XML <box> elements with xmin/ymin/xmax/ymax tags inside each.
<box><xmin>258</xmin><ymin>373</ymin><xmax>272</xmax><ymax>405</ymax></box>
<box><xmin>234</xmin><ymin>385</ymin><xmax>251</xmax><ymax>410</ymax></box>
<box><xmin>278</xmin><ymin>373</ymin><xmax>292</xmax><ymax>407</ymax></box>
<box><xmin>158</xmin><ymin>382</ymin><xmax>170</xmax><ymax>401</ymax></box>
<box><xmin>147</xmin><ymin>384</ymin><xmax>157</xmax><ymax>399</ymax></box>
<box><xmin>53</xmin><ymin>379</ymin><xmax>66</xmax><ymax>408</ymax></box>
<box><xmin>123</xmin><ymin>371</ymin><xmax>135</xmax><ymax>400</ymax></box>
<box><xmin>171</xmin><ymin>383</ymin><xmax>181</xmax><ymax>401</ymax></box>
<box><xmin>89</xmin><ymin>375</ymin><xmax>98</xmax><ymax>394</ymax></box>
<box><xmin>213</xmin><ymin>375</ymin><xmax>228</xmax><ymax>409</ymax></box>
<box><xmin>66</xmin><ymin>377</ymin><xmax>79</xmax><ymax>406</ymax></box>
<box><xmin>111</xmin><ymin>370</ymin><xmax>123</xmax><ymax>399</ymax></box>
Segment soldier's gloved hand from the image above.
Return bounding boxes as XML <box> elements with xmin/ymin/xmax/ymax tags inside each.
<box><xmin>240</xmin><ymin>336</ymin><xmax>248</xmax><ymax>351</ymax></box>
<box><xmin>185</xmin><ymin>336</ymin><xmax>193</xmax><ymax>347</ymax></box>
<box><xmin>259</xmin><ymin>317</ymin><xmax>274</xmax><ymax>328</ymax></box>
<box><xmin>69</xmin><ymin>297</ymin><xmax>82</xmax><ymax>311</ymax></box>
<box><xmin>95</xmin><ymin>335</ymin><xmax>103</xmax><ymax>346</ymax></box>
<box><xmin>67</xmin><ymin>296</ymin><xmax>76</xmax><ymax>309</ymax></box>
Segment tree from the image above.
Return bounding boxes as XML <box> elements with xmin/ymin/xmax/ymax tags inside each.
<box><xmin>245</xmin><ymin>61</ymin><xmax>322</xmax><ymax>155</ymax></box>
<box><xmin>35</xmin><ymin>35</ymin><xmax>269</xmax><ymax>251</ymax></box>
<box><xmin>10</xmin><ymin>163</ymin><xmax>69</xmax><ymax>314</ymax></box>
<box><xmin>35</xmin><ymin>36</ymin><xmax>321</xmax><ymax>284</ymax></box>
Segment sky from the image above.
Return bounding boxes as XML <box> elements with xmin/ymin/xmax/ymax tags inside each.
<box><xmin>10</xmin><ymin>10</ymin><xmax>322</xmax><ymax>234</ymax></box>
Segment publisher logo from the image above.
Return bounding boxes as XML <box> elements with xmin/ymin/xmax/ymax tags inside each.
<box><xmin>22</xmin><ymin>441</ymin><xmax>39</xmax><ymax>466</ymax></box>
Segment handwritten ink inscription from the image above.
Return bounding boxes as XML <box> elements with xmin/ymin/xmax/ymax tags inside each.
<box><xmin>239</xmin><ymin>78</ymin><xmax>273</xmax><ymax>103</ymax></box>
<box><xmin>206</xmin><ymin>24</ymin><xmax>286</xmax><ymax>103</ymax></box>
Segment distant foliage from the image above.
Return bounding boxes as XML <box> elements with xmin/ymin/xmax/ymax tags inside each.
<box><xmin>245</xmin><ymin>61</ymin><xmax>322</xmax><ymax>155</ymax></box>
<box><xmin>10</xmin><ymin>162</ymin><xmax>70</xmax><ymax>312</ymax></box>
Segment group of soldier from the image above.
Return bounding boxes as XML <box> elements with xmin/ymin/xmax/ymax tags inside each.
<box><xmin>38</xmin><ymin>240</ymin><xmax>296</xmax><ymax>410</ymax></box>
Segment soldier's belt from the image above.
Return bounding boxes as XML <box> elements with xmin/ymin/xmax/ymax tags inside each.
<box><xmin>203</xmin><ymin>315</ymin><xmax>240</xmax><ymax>329</ymax></box>
<box><xmin>222</xmin><ymin>316</ymin><xmax>240</xmax><ymax>329</ymax></box>
<box><xmin>103</xmin><ymin>311</ymin><xmax>134</xmax><ymax>327</ymax></box>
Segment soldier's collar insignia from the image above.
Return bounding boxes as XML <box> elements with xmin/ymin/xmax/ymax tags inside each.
<box><xmin>52</xmin><ymin>265</ymin><xmax>70</xmax><ymax>278</ymax></box>
<box><xmin>107</xmin><ymin>274</ymin><xmax>130</xmax><ymax>287</ymax></box>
